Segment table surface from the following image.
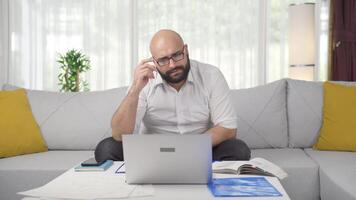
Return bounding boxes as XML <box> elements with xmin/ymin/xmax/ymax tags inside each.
<box><xmin>22</xmin><ymin>161</ymin><xmax>291</xmax><ymax>200</ymax></box>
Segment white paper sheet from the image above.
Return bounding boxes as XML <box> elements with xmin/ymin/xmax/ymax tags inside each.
<box><xmin>18</xmin><ymin>162</ymin><xmax>154</xmax><ymax>200</ymax></box>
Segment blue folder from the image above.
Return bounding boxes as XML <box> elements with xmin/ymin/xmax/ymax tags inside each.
<box><xmin>208</xmin><ymin>177</ymin><xmax>282</xmax><ymax>197</ymax></box>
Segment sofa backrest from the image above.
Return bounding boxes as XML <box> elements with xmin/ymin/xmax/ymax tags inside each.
<box><xmin>286</xmin><ymin>79</ymin><xmax>323</xmax><ymax>148</ymax></box>
<box><xmin>6</xmin><ymin>78</ymin><xmax>355</xmax><ymax>150</ymax></box>
<box><xmin>3</xmin><ymin>84</ymin><xmax>128</xmax><ymax>150</ymax></box>
<box><xmin>230</xmin><ymin>79</ymin><xmax>288</xmax><ymax>149</ymax></box>
<box><xmin>286</xmin><ymin>79</ymin><xmax>356</xmax><ymax>148</ymax></box>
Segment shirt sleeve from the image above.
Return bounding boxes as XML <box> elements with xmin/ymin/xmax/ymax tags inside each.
<box><xmin>208</xmin><ymin>69</ymin><xmax>237</xmax><ymax>129</ymax></box>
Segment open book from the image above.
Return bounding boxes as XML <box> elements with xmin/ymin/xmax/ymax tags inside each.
<box><xmin>212</xmin><ymin>157</ymin><xmax>288</xmax><ymax>179</ymax></box>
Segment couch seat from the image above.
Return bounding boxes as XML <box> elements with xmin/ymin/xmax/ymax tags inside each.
<box><xmin>305</xmin><ymin>148</ymin><xmax>356</xmax><ymax>200</ymax></box>
<box><xmin>252</xmin><ymin>148</ymin><xmax>320</xmax><ymax>200</ymax></box>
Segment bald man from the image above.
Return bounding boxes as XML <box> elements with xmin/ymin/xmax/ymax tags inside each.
<box><xmin>95</xmin><ymin>30</ymin><xmax>251</xmax><ymax>162</ymax></box>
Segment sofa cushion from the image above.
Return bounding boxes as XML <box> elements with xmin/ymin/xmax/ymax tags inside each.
<box><xmin>287</xmin><ymin>79</ymin><xmax>356</xmax><ymax>148</ymax></box>
<box><xmin>286</xmin><ymin>79</ymin><xmax>323</xmax><ymax>148</ymax></box>
<box><xmin>314</xmin><ymin>82</ymin><xmax>356</xmax><ymax>151</ymax></box>
<box><xmin>0</xmin><ymin>151</ymin><xmax>93</xmax><ymax>200</ymax></box>
<box><xmin>0</xmin><ymin>89</ymin><xmax>47</xmax><ymax>158</ymax></box>
<box><xmin>304</xmin><ymin>149</ymin><xmax>356</xmax><ymax>200</ymax></box>
<box><xmin>2</xmin><ymin>84</ymin><xmax>128</xmax><ymax>150</ymax></box>
<box><xmin>230</xmin><ymin>79</ymin><xmax>288</xmax><ymax>148</ymax></box>
<box><xmin>252</xmin><ymin>148</ymin><xmax>319</xmax><ymax>200</ymax></box>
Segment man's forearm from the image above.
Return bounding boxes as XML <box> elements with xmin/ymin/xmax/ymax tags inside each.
<box><xmin>111</xmin><ymin>88</ymin><xmax>140</xmax><ymax>141</ymax></box>
<box><xmin>205</xmin><ymin>126</ymin><xmax>236</xmax><ymax>146</ymax></box>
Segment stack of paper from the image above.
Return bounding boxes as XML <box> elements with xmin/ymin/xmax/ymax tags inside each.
<box><xmin>18</xmin><ymin>162</ymin><xmax>154</xmax><ymax>199</ymax></box>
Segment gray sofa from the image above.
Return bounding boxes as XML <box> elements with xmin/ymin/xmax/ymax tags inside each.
<box><xmin>1</xmin><ymin>78</ymin><xmax>356</xmax><ymax>200</ymax></box>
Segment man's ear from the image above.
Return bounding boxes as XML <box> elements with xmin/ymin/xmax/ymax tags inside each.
<box><xmin>184</xmin><ymin>44</ymin><xmax>189</xmax><ymax>55</ymax></box>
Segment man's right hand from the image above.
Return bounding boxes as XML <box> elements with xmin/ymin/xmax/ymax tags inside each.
<box><xmin>130</xmin><ymin>58</ymin><xmax>156</xmax><ymax>95</ymax></box>
<box><xmin>111</xmin><ymin>58</ymin><xmax>155</xmax><ymax>140</ymax></box>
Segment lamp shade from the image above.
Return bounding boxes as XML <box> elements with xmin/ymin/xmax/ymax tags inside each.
<box><xmin>288</xmin><ymin>3</ymin><xmax>316</xmax><ymax>66</ymax></box>
<box><xmin>289</xmin><ymin>66</ymin><xmax>314</xmax><ymax>80</ymax></box>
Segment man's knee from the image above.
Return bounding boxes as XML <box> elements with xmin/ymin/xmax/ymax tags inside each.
<box><xmin>94</xmin><ymin>137</ymin><xmax>124</xmax><ymax>162</ymax></box>
<box><xmin>213</xmin><ymin>138</ymin><xmax>251</xmax><ymax>161</ymax></box>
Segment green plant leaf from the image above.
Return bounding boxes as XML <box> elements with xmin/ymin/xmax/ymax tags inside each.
<box><xmin>57</xmin><ymin>49</ymin><xmax>91</xmax><ymax>92</ymax></box>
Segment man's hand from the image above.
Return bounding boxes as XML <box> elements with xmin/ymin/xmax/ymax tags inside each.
<box><xmin>130</xmin><ymin>58</ymin><xmax>156</xmax><ymax>95</ymax></box>
<box><xmin>111</xmin><ymin>58</ymin><xmax>156</xmax><ymax>141</ymax></box>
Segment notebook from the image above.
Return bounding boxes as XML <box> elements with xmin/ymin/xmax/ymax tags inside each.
<box><xmin>74</xmin><ymin>160</ymin><xmax>113</xmax><ymax>172</ymax></box>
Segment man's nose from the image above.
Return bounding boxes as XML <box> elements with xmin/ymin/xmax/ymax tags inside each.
<box><xmin>168</xmin><ymin>58</ymin><xmax>176</xmax><ymax>69</ymax></box>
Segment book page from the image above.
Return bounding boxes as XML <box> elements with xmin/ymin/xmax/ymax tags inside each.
<box><xmin>212</xmin><ymin>158</ymin><xmax>288</xmax><ymax>180</ymax></box>
<box><xmin>250</xmin><ymin>158</ymin><xmax>288</xmax><ymax>179</ymax></box>
<box><xmin>212</xmin><ymin>161</ymin><xmax>247</xmax><ymax>174</ymax></box>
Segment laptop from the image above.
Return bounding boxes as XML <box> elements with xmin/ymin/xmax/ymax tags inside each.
<box><xmin>122</xmin><ymin>134</ymin><xmax>212</xmax><ymax>184</ymax></box>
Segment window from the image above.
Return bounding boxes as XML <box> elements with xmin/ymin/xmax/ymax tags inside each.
<box><xmin>2</xmin><ymin>0</ymin><xmax>328</xmax><ymax>91</ymax></box>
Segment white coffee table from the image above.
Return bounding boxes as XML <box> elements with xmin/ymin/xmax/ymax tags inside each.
<box><xmin>21</xmin><ymin>161</ymin><xmax>290</xmax><ymax>200</ymax></box>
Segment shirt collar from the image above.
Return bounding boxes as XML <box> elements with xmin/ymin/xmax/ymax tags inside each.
<box><xmin>187</xmin><ymin>67</ymin><xmax>194</xmax><ymax>84</ymax></box>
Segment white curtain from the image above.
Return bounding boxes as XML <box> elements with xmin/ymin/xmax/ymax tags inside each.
<box><xmin>137</xmin><ymin>0</ymin><xmax>262</xmax><ymax>89</ymax></box>
<box><xmin>0</xmin><ymin>0</ymin><xmax>9</xmax><ymax>89</ymax></box>
<box><xmin>6</xmin><ymin>0</ymin><xmax>132</xmax><ymax>91</ymax></box>
<box><xmin>1</xmin><ymin>0</ymin><xmax>329</xmax><ymax>91</ymax></box>
<box><xmin>316</xmin><ymin>0</ymin><xmax>330</xmax><ymax>81</ymax></box>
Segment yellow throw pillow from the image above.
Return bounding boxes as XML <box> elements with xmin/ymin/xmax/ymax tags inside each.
<box><xmin>314</xmin><ymin>82</ymin><xmax>356</xmax><ymax>151</ymax></box>
<box><xmin>0</xmin><ymin>89</ymin><xmax>47</xmax><ymax>158</ymax></box>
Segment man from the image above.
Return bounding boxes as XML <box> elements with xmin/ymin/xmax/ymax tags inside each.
<box><xmin>95</xmin><ymin>29</ymin><xmax>250</xmax><ymax>162</ymax></box>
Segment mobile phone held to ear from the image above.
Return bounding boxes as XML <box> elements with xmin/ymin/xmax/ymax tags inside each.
<box><xmin>81</xmin><ymin>157</ymin><xmax>106</xmax><ymax>166</ymax></box>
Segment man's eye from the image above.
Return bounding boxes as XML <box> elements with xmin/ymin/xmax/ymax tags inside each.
<box><xmin>159</xmin><ymin>58</ymin><xmax>168</xmax><ymax>62</ymax></box>
<box><xmin>173</xmin><ymin>52</ymin><xmax>181</xmax><ymax>57</ymax></box>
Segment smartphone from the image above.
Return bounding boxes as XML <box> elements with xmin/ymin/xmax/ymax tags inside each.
<box><xmin>81</xmin><ymin>157</ymin><xmax>105</xmax><ymax>166</ymax></box>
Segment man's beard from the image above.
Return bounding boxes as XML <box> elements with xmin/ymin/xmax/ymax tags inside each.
<box><xmin>157</xmin><ymin>57</ymin><xmax>191</xmax><ymax>84</ymax></box>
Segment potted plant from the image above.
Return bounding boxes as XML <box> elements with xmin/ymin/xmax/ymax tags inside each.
<box><xmin>57</xmin><ymin>49</ymin><xmax>91</xmax><ymax>92</ymax></box>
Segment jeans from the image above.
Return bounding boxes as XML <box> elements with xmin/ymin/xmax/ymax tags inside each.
<box><xmin>94</xmin><ymin>136</ymin><xmax>251</xmax><ymax>162</ymax></box>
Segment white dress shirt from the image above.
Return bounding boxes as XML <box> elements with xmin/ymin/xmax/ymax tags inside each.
<box><xmin>133</xmin><ymin>59</ymin><xmax>237</xmax><ymax>135</ymax></box>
